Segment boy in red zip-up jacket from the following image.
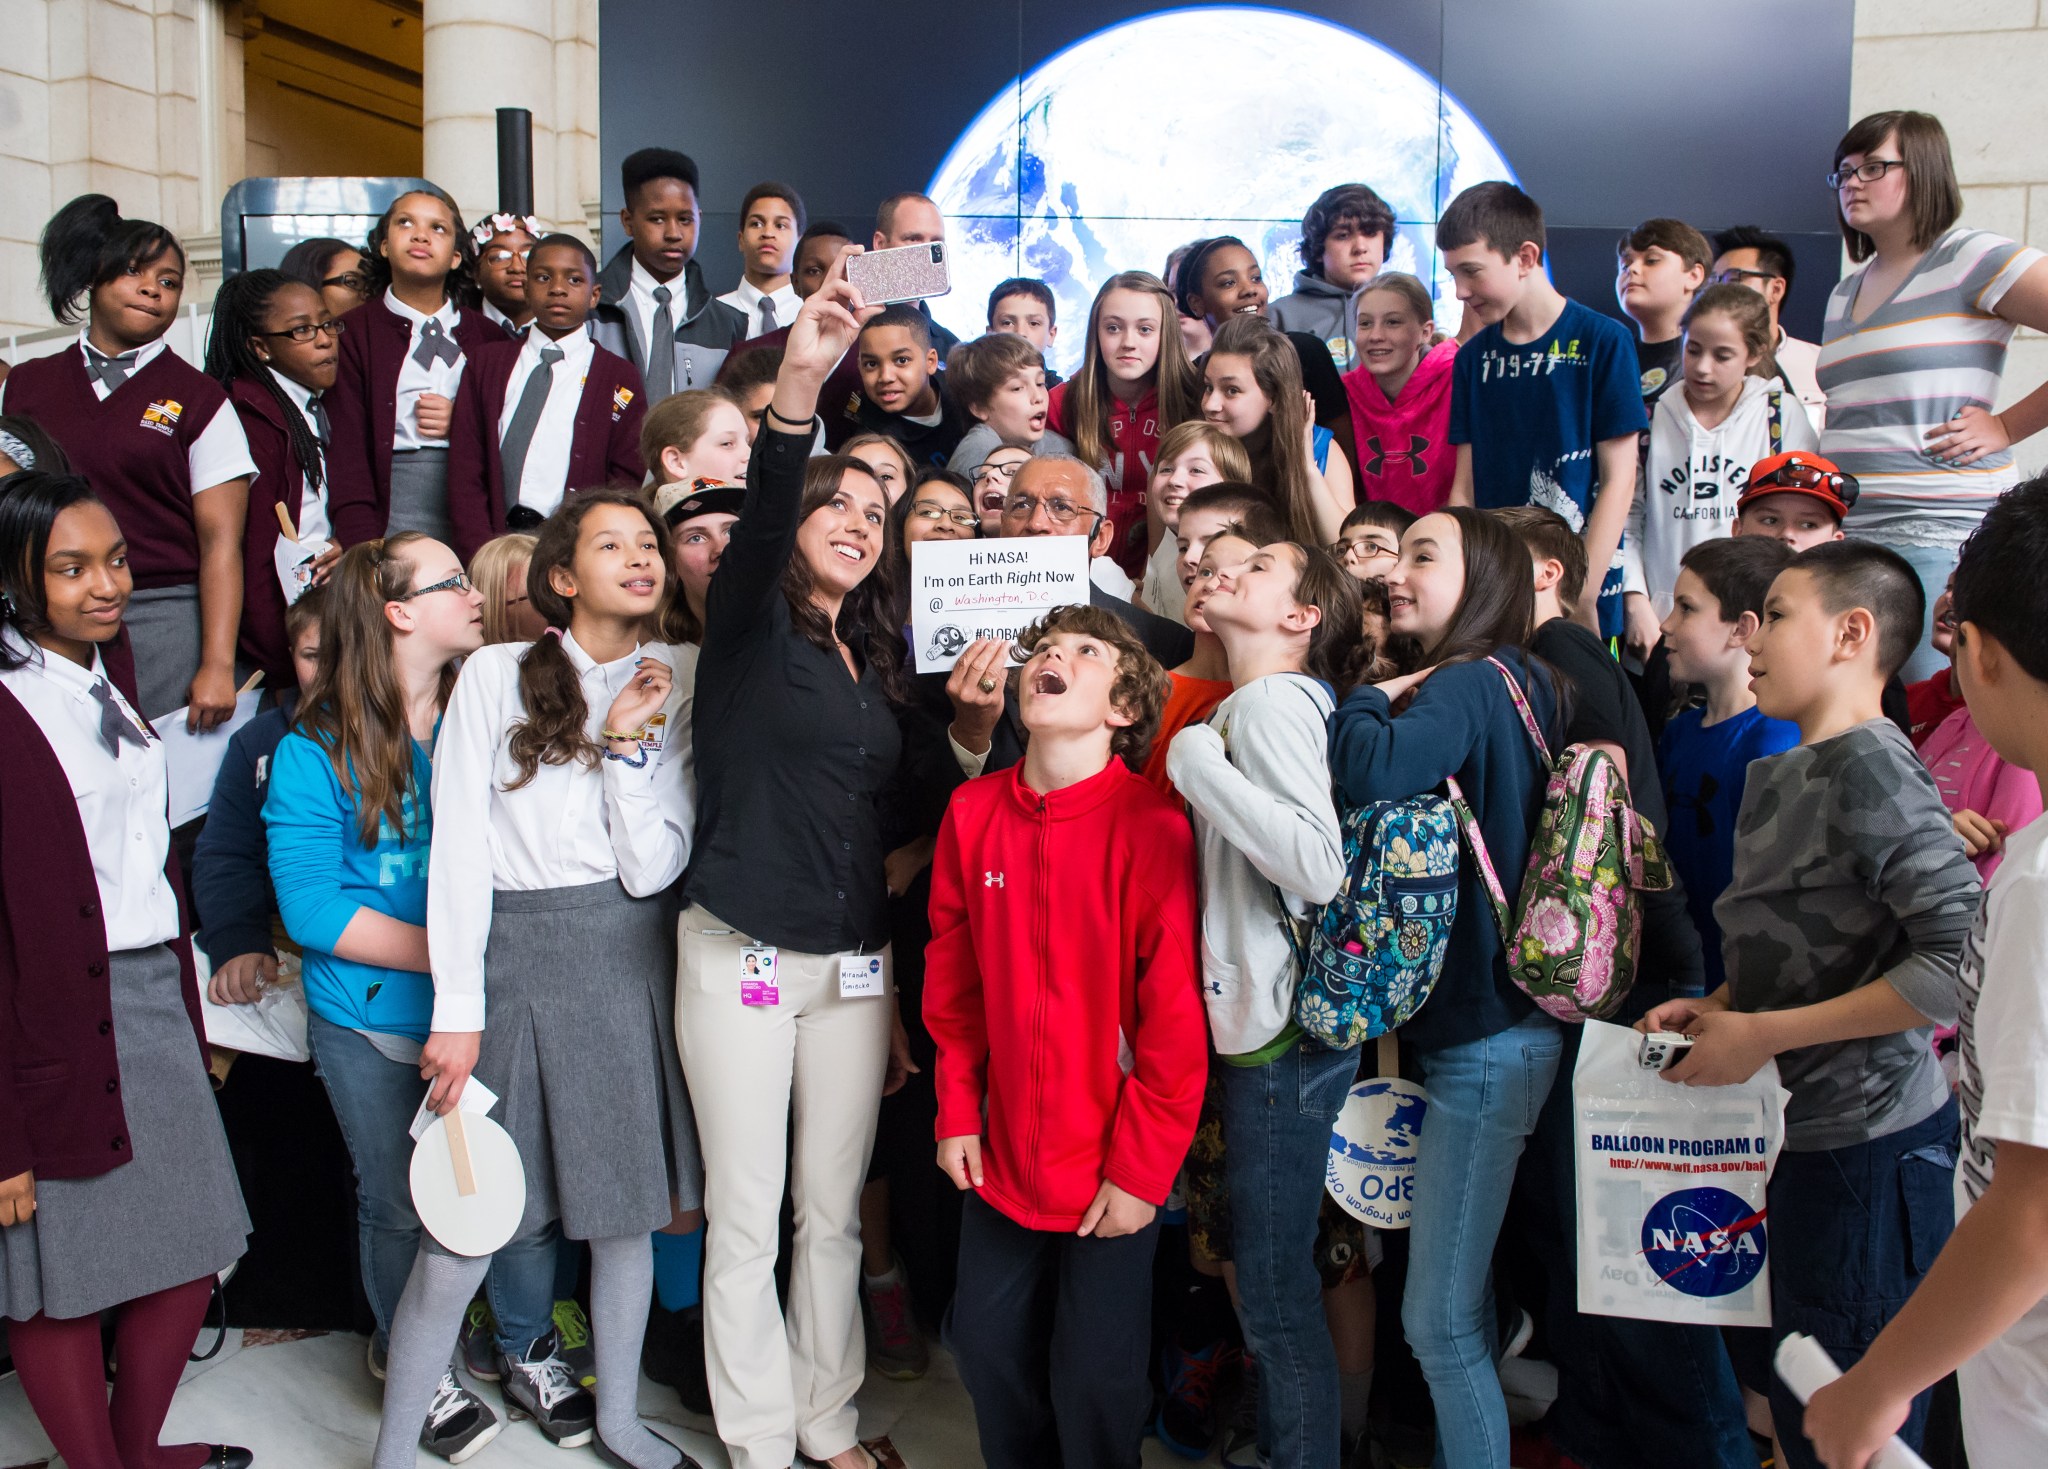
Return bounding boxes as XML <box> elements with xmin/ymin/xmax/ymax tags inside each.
<box><xmin>926</xmin><ymin>602</ymin><xmax>1207</xmax><ymax>1469</ymax></box>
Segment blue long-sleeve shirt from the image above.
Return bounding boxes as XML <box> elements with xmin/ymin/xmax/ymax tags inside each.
<box><xmin>192</xmin><ymin>694</ymin><xmax>296</xmax><ymax>967</ymax></box>
<box><xmin>263</xmin><ymin>726</ymin><xmax>435</xmax><ymax>1039</ymax></box>
<box><xmin>1327</xmin><ymin>651</ymin><xmax>1559</xmax><ymax>1051</ymax></box>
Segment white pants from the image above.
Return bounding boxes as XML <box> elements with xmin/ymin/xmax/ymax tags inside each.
<box><xmin>674</xmin><ymin>903</ymin><xmax>893</xmax><ymax>1469</ymax></box>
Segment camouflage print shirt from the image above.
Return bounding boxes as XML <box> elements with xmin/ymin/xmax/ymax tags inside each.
<box><xmin>1716</xmin><ymin>718</ymin><xmax>1979</xmax><ymax>1151</ymax></box>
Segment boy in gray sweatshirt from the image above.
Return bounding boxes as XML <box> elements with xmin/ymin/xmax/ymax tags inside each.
<box><xmin>1638</xmin><ymin>541</ymin><xmax>1981</xmax><ymax>1469</ymax></box>
<box><xmin>1266</xmin><ymin>183</ymin><xmax>1397</xmax><ymax>372</ymax></box>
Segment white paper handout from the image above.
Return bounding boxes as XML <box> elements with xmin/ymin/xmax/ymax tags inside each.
<box><xmin>192</xmin><ymin>945</ymin><xmax>311</xmax><ymax>1063</ymax></box>
<box><xmin>910</xmin><ymin>536</ymin><xmax>1090</xmax><ymax>673</ymax></box>
<box><xmin>274</xmin><ymin>531</ymin><xmax>330</xmax><ymax>604</ymax></box>
<box><xmin>407</xmin><ymin>1075</ymin><xmax>503</xmax><ymax>1143</ymax></box>
<box><xmin>159</xmin><ymin>690</ymin><xmax>263</xmax><ymax>827</ymax></box>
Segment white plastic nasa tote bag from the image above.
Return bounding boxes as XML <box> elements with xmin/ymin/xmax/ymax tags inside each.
<box><xmin>1573</xmin><ymin>1020</ymin><xmax>1789</xmax><ymax>1328</ymax></box>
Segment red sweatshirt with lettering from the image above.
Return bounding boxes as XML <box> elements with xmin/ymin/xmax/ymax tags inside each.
<box><xmin>924</xmin><ymin>758</ymin><xmax>1206</xmax><ymax>1231</ymax></box>
<box><xmin>1048</xmin><ymin>380</ymin><xmax>1162</xmax><ymax>579</ymax></box>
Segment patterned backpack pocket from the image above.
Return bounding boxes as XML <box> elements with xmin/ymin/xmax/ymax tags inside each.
<box><xmin>1287</xmin><ymin>796</ymin><xmax>1462</xmax><ymax>1048</ymax></box>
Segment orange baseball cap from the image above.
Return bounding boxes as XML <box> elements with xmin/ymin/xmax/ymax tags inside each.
<box><xmin>1738</xmin><ymin>451</ymin><xmax>1859</xmax><ymax>520</ymax></box>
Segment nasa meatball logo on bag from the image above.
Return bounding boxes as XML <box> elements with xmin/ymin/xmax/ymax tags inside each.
<box><xmin>1326</xmin><ymin>1071</ymin><xmax>1426</xmax><ymax>1229</ymax></box>
<box><xmin>1573</xmin><ymin>1021</ymin><xmax>1788</xmax><ymax>1328</ymax></box>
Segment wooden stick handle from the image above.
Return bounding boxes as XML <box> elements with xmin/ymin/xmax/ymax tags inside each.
<box><xmin>237</xmin><ymin>669</ymin><xmax>265</xmax><ymax>696</ymax></box>
<box><xmin>274</xmin><ymin>501</ymin><xmax>299</xmax><ymax>542</ymax></box>
<box><xmin>444</xmin><ymin>1107</ymin><xmax>479</xmax><ymax>1197</ymax></box>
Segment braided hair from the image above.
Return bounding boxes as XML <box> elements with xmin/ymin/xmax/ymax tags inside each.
<box><xmin>203</xmin><ymin>269</ymin><xmax>326</xmax><ymax>493</ymax></box>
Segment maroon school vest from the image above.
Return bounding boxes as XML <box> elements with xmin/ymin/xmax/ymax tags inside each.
<box><xmin>4</xmin><ymin>347</ymin><xmax>232</xmax><ymax>589</ymax></box>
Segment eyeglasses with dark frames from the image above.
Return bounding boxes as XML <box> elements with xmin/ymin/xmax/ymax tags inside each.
<box><xmin>396</xmin><ymin>571</ymin><xmax>474</xmax><ymax>601</ymax></box>
<box><xmin>260</xmin><ymin>320</ymin><xmax>348</xmax><ymax>344</ymax></box>
<box><xmin>1826</xmin><ymin>159</ymin><xmax>1907</xmax><ymax>190</ymax></box>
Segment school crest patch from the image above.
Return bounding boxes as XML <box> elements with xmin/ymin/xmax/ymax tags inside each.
<box><xmin>140</xmin><ymin>398</ymin><xmax>184</xmax><ymax>436</ymax></box>
<box><xmin>611</xmin><ymin>385</ymin><xmax>635</xmax><ymax>421</ymax></box>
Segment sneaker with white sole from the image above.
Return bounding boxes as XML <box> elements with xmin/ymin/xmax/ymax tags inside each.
<box><xmin>498</xmin><ymin>1334</ymin><xmax>597</xmax><ymax>1448</ymax></box>
<box><xmin>422</xmin><ymin>1368</ymin><xmax>502</xmax><ymax>1464</ymax></box>
<box><xmin>553</xmin><ymin>1298</ymin><xmax>597</xmax><ymax>1389</ymax></box>
<box><xmin>460</xmin><ymin>1299</ymin><xmax>500</xmax><ymax>1382</ymax></box>
<box><xmin>861</xmin><ymin>1259</ymin><xmax>928</xmax><ymax>1381</ymax></box>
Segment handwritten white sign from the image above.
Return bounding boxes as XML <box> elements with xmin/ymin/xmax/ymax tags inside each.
<box><xmin>910</xmin><ymin>536</ymin><xmax>1090</xmax><ymax>673</ymax></box>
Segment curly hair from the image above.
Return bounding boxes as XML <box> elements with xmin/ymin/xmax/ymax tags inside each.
<box><xmin>1014</xmin><ymin>603</ymin><xmax>1170</xmax><ymax>765</ymax></box>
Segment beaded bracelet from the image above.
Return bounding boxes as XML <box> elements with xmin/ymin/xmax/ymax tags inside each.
<box><xmin>603</xmin><ymin>744</ymin><xmax>649</xmax><ymax>767</ymax></box>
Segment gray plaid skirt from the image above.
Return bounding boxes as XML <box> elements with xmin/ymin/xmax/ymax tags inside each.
<box><xmin>0</xmin><ymin>944</ymin><xmax>250</xmax><ymax>1320</ymax></box>
<box><xmin>386</xmin><ymin>448</ymin><xmax>454</xmax><ymax>542</ymax></box>
<box><xmin>476</xmin><ymin>879</ymin><xmax>702</xmax><ymax>1241</ymax></box>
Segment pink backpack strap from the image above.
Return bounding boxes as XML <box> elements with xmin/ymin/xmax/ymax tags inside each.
<box><xmin>1484</xmin><ymin>655</ymin><xmax>1553</xmax><ymax>765</ymax></box>
<box><xmin>1445</xmin><ymin>773</ymin><xmax>1514</xmax><ymax>945</ymax></box>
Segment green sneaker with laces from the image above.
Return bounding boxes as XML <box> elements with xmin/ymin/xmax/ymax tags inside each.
<box><xmin>553</xmin><ymin>1298</ymin><xmax>597</xmax><ymax>1389</ymax></box>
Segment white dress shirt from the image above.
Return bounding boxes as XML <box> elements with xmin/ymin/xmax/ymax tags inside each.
<box><xmin>628</xmin><ymin>256</ymin><xmax>688</xmax><ymax>360</ymax></box>
<box><xmin>717</xmin><ymin>278</ymin><xmax>799</xmax><ymax>339</ymax></box>
<box><xmin>267</xmin><ymin>367</ymin><xmax>332</xmax><ymax>548</ymax></box>
<box><xmin>495</xmin><ymin>325</ymin><xmax>596</xmax><ymax>517</ymax></box>
<box><xmin>1775</xmin><ymin>329</ymin><xmax>1827</xmax><ymax>432</ymax></box>
<box><xmin>384</xmin><ymin>287</ymin><xmax>468</xmax><ymax>451</ymax></box>
<box><xmin>480</xmin><ymin>299</ymin><xmax>526</xmax><ymax>338</ymax></box>
<box><xmin>0</xmin><ymin>631</ymin><xmax>178</xmax><ymax>951</ymax></box>
<box><xmin>426</xmin><ymin>633</ymin><xmax>695</xmax><ymax>1031</ymax></box>
<box><xmin>0</xmin><ymin>334</ymin><xmax>261</xmax><ymax>495</ymax></box>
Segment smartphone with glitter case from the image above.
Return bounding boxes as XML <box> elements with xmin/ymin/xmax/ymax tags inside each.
<box><xmin>846</xmin><ymin>241</ymin><xmax>952</xmax><ymax>305</ymax></box>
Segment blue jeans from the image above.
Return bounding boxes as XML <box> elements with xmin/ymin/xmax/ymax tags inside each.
<box><xmin>1217</xmin><ymin>1037</ymin><xmax>1359</xmax><ymax>1469</ymax></box>
<box><xmin>307</xmin><ymin>1013</ymin><xmax>556</xmax><ymax>1354</ymax></box>
<box><xmin>1868</xmin><ymin>538</ymin><xmax>1959</xmax><ymax>684</ymax></box>
<box><xmin>1767</xmin><ymin>1098</ymin><xmax>1959</xmax><ymax>1469</ymax></box>
<box><xmin>1405</xmin><ymin>1009</ymin><xmax>1564</xmax><ymax>1469</ymax></box>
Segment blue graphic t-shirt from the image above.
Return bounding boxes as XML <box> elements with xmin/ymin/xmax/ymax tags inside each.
<box><xmin>1448</xmin><ymin>299</ymin><xmax>1648</xmax><ymax>631</ymax></box>
<box><xmin>1657</xmin><ymin>703</ymin><xmax>1800</xmax><ymax>991</ymax></box>
<box><xmin>264</xmin><ymin>728</ymin><xmax>437</xmax><ymax>1039</ymax></box>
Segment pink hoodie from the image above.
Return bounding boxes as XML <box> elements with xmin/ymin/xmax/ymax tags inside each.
<box><xmin>1341</xmin><ymin>339</ymin><xmax>1458</xmax><ymax>516</ymax></box>
<box><xmin>1922</xmin><ymin>704</ymin><xmax>2042</xmax><ymax>881</ymax></box>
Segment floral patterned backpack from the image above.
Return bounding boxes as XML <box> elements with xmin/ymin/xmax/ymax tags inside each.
<box><xmin>1453</xmin><ymin>657</ymin><xmax>1672</xmax><ymax>1022</ymax></box>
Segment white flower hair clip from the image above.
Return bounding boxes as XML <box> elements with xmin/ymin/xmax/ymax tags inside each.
<box><xmin>472</xmin><ymin>213</ymin><xmax>542</xmax><ymax>250</ymax></box>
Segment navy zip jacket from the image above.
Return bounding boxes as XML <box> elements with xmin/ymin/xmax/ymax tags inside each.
<box><xmin>192</xmin><ymin>691</ymin><xmax>298</xmax><ymax>968</ymax></box>
<box><xmin>1328</xmin><ymin>649</ymin><xmax>1559</xmax><ymax>1051</ymax></box>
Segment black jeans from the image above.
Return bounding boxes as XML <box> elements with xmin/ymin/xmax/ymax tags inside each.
<box><xmin>950</xmin><ymin>1191</ymin><xmax>1160</xmax><ymax>1469</ymax></box>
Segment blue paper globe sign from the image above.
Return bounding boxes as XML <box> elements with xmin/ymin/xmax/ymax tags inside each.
<box><xmin>1327</xmin><ymin>1075</ymin><xmax>1427</xmax><ymax>1228</ymax></box>
<box><xmin>926</xmin><ymin>5</ymin><xmax>1519</xmax><ymax>375</ymax></box>
<box><xmin>1639</xmin><ymin>1186</ymin><xmax>1769</xmax><ymax>1299</ymax></box>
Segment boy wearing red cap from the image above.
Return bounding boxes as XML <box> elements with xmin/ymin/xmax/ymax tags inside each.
<box><xmin>1734</xmin><ymin>450</ymin><xmax>1855</xmax><ymax>551</ymax></box>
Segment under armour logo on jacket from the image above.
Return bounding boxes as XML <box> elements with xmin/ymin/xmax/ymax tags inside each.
<box><xmin>1364</xmin><ymin>434</ymin><xmax>1431</xmax><ymax>478</ymax></box>
<box><xmin>984</xmin><ymin>872</ymin><xmax>1005</xmax><ymax>888</ymax></box>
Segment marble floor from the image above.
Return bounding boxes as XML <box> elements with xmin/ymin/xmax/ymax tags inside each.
<box><xmin>0</xmin><ymin>1327</ymin><xmax>1233</xmax><ymax>1468</ymax></box>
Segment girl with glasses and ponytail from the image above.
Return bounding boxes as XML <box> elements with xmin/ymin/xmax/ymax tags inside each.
<box><xmin>372</xmin><ymin>488</ymin><xmax>703</xmax><ymax>1469</ymax></box>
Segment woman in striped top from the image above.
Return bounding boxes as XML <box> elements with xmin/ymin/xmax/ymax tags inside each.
<box><xmin>1817</xmin><ymin>109</ymin><xmax>2048</xmax><ymax>680</ymax></box>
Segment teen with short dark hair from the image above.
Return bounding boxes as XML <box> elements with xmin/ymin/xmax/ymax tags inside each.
<box><xmin>324</xmin><ymin>186</ymin><xmax>500</xmax><ymax>549</ymax></box>
<box><xmin>2</xmin><ymin>194</ymin><xmax>258</xmax><ymax>723</ymax></box>
<box><xmin>986</xmin><ymin>278</ymin><xmax>1059</xmax><ymax>362</ymax></box>
<box><xmin>931</xmin><ymin>602</ymin><xmax>1204</xmax><ymax>1469</ymax></box>
<box><xmin>719</xmin><ymin>182</ymin><xmax>805</xmax><ymax>339</ymax></box>
<box><xmin>943</xmin><ymin>332</ymin><xmax>1075</xmax><ymax>475</ymax></box>
<box><xmin>1269</xmin><ymin>182</ymin><xmax>1397</xmax><ymax>371</ymax></box>
<box><xmin>446</xmin><ymin>234</ymin><xmax>648</xmax><ymax>560</ymax></box>
<box><xmin>1439</xmin><ymin>181</ymin><xmax>1646</xmax><ymax>639</ymax></box>
<box><xmin>1711</xmin><ymin>224</ymin><xmax>1825</xmax><ymax>424</ymax></box>
<box><xmin>1616</xmin><ymin>217</ymin><xmax>1712</xmax><ymax>409</ymax></box>
<box><xmin>848</xmin><ymin>306</ymin><xmax>967</xmax><ymax>467</ymax></box>
<box><xmin>1639</xmin><ymin>539</ymin><xmax>1981</xmax><ymax>1469</ymax></box>
<box><xmin>592</xmin><ymin>147</ymin><xmax>747</xmax><ymax>401</ymax></box>
<box><xmin>0</xmin><ymin>472</ymin><xmax>253</xmax><ymax>1469</ymax></box>
<box><xmin>205</xmin><ymin>267</ymin><xmax>345</xmax><ymax>688</ymax></box>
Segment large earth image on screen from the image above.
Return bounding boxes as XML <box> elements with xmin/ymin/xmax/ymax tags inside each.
<box><xmin>926</xmin><ymin>6</ymin><xmax>1520</xmax><ymax>375</ymax></box>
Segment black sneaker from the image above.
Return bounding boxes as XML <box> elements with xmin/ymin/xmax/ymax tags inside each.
<box><xmin>421</xmin><ymin>1367</ymin><xmax>502</xmax><ymax>1464</ymax></box>
<box><xmin>1156</xmin><ymin>1339</ymin><xmax>1236</xmax><ymax>1458</ymax></box>
<box><xmin>643</xmin><ymin>1299</ymin><xmax>712</xmax><ymax>1417</ymax></box>
<box><xmin>498</xmin><ymin>1333</ymin><xmax>597</xmax><ymax>1448</ymax></box>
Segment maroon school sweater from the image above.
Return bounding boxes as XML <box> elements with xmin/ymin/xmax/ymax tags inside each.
<box><xmin>0</xmin><ymin>630</ymin><xmax>206</xmax><ymax>1183</ymax></box>
<box><xmin>445</xmin><ymin>335</ymin><xmax>649</xmax><ymax>561</ymax></box>
<box><xmin>3</xmin><ymin>346</ymin><xmax>232</xmax><ymax>589</ymax></box>
<box><xmin>229</xmin><ymin>375</ymin><xmax>319</xmax><ymax>687</ymax></box>
<box><xmin>323</xmin><ymin>296</ymin><xmax>501</xmax><ymax>546</ymax></box>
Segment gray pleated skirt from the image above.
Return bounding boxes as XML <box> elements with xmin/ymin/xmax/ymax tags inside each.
<box><xmin>0</xmin><ymin>945</ymin><xmax>250</xmax><ymax>1321</ymax></box>
<box><xmin>387</xmin><ymin>448</ymin><xmax>454</xmax><ymax>542</ymax></box>
<box><xmin>124</xmin><ymin>583</ymin><xmax>203</xmax><ymax>721</ymax></box>
<box><xmin>477</xmin><ymin>879</ymin><xmax>702</xmax><ymax>1241</ymax></box>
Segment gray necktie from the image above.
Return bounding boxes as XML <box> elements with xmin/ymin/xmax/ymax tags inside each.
<box><xmin>758</xmin><ymin>294</ymin><xmax>778</xmax><ymax>335</ymax></box>
<box><xmin>85</xmin><ymin>345</ymin><xmax>139</xmax><ymax>391</ymax></box>
<box><xmin>647</xmin><ymin>284</ymin><xmax>676</xmax><ymax>401</ymax></box>
<box><xmin>412</xmin><ymin>317</ymin><xmax>461</xmax><ymax>369</ymax></box>
<box><xmin>307</xmin><ymin>393</ymin><xmax>331</xmax><ymax>450</ymax></box>
<box><xmin>90</xmin><ymin>678</ymin><xmax>149</xmax><ymax>758</ymax></box>
<box><xmin>499</xmin><ymin>345</ymin><xmax>565</xmax><ymax>506</ymax></box>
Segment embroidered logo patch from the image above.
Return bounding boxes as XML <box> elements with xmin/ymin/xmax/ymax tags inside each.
<box><xmin>611</xmin><ymin>385</ymin><xmax>635</xmax><ymax>421</ymax></box>
<box><xmin>140</xmin><ymin>398</ymin><xmax>184</xmax><ymax>436</ymax></box>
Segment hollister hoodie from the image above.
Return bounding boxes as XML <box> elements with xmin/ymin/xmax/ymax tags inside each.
<box><xmin>924</xmin><ymin>759</ymin><xmax>1206</xmax><ymax>1231</ymax></box>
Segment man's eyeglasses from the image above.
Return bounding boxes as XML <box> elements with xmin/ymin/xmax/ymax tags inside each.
<box><xmin>1708</xmin><ymin>267</ymin><xmax>1779</xmax><ymax>287</ymax></box>
<box><xmin>1003</xmin><ymin>493</ymin><xmax>1102</xmax><ymax>527</ymax></box>
<box><xmin>1826</xmin><ymin>159</ymin><xmax>1907</xmax><ymax>189</ymax></box>
<box><xmin>321</xmin><ymin>272</ymin><xmax>369</xmax><ymax>294</ymax></box>
<box><xmin>972</xmin><ymin>459</ymin><xmax>1027</xmax><ymax>487</ymax></box>
<box><xmin>911</xmin><ymin>501</ymin><xmax>979</xmax><ymax>529</ymax></box>
<box><xmin>397</xmin><ymin>571</ymin><xmax>474</xmax><ymax>601</ymax></box>
<box><xmin>260</xmin><ymin>320</ymin><xmax>348</xmax><ymax>344</ymax></box>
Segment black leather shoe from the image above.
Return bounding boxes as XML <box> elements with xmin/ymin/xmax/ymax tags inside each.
<box><xmin>198</xmin><ymin>1448</ymin><xmax>254</xmax><ymax>1469</ymax></box>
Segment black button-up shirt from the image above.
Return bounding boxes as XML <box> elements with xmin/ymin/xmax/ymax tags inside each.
<box><xmin>685</xmin><ymin>425</ymin><xmax>902</xmax><ymax>953</ymax></box>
